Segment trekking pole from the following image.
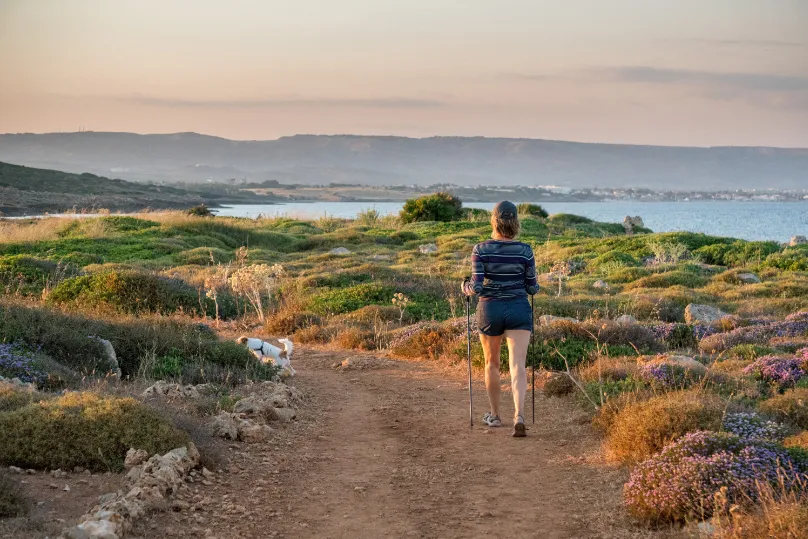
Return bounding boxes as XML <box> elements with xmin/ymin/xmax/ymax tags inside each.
<box><xmin>531</xmin><ymin>292</ymin><xmax>535</xmax><ymax>424</ymax></box>
<box><xmin>464</xmin><ymin>277</ymin><xmax>473</xmax><ymax>428</ymax></box>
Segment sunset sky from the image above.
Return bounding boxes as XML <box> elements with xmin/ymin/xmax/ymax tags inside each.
<box><xmin>1</xmin><ymin>0</ymin><xmax>807</xmax><ymax>146</ymax></box>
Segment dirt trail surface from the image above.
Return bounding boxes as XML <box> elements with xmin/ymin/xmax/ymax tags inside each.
<box><xmin>128</xmin><ymin>349</ymin><xmax>681</xmax><ymax>539</ymax></box>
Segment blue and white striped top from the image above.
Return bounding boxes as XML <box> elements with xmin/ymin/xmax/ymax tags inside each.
<box><xmin>470</xmin><ymin>240</ymin><xmax>539</xmax><ymax>301</ymax></box>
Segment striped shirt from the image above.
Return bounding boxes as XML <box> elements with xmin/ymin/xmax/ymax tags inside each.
<box><xmin>470</xmin><ymin>240</ymin><xmax>539</xmax><ymax>301</ymax></box>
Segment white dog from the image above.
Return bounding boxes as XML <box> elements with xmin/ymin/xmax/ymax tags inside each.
<box><xmin>236</xmin><ymin>336</ymin><xmax>296</xmax><ymax>376</ymax></box>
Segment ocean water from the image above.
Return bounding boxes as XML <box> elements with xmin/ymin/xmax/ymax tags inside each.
<box><xmin>214</xmin><ymin>200</ymin><xmax>808</xmax><ymax>243</ymax></box>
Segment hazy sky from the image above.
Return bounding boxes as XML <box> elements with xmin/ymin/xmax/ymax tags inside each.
<box><xmin>1</xmin><ymin>0</ymin><xmax>807</xmax><ymax>146</ymax></box>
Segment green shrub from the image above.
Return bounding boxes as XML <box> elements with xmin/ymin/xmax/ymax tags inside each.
<box><xmin>696</xmin><ymin>240</ymin><xmax>780</xmax><ymax>267</ymax></box>
<box><xmin>334</xmin><ymin>326</ymin><xmax>377</xmax><ymax>350</ymax></box>
<box><xmin>626</xmin><ymin>270</ymin><xmax>710</xmax><ymax>290</ymax></box>
<box><xmin>265</xmin><ymin>311</ymin><xmax>322</xmax><ymax>335</ymax></box>
<box><xmin>98</xmin><ymin>216</ymin><xmax>159</xmax><ymax>233</ymax></box>
<box><xmin>590</xmin><ymin>251</ymin><xmax>640</xmax><ymax>270</ymax></box>
<box><xmin>607</xmin><ymin>266</ymin><xmax>652</xmax><ymax>284</ymax></box>
<box><xmin>187</xmin><ymin>204</ymin><xmax>214</xmax><ymax>217</ymax></box>
<box><xmin>390</xmin><ymin>323</ymin><xmax>460</xmax><ymax>361</ymax></box>
<box><xmin>603</xmin><ymin>390</ymin><xmax>726</xmax><ymax>464</ymax></box>
<box><xmin>763</xmin><ymin>247</ymin><xmax>808</xmax><ymax>272</ymax></box>
<box><xmin>48</xmin><ymin>270</ymin><xmax>225</xmax><ymax>317</ymax></box>
<box><xmin>0</xmin><ymin>392</ymin><xmax>189</xmax><ymax>472</ymax></box>
<box><xmin>517</xmin><ymin>203</ymin><xmax>548</xmax><ymax>219</ymax></box>
<box><xmin>0</xmin><ymin>383</ymin><xmax>40</xmax><ymax>413</ymax></box>
<box><xmin>305</xmin><ymin>283</ymin><xmax>395</xmax><ymax>316</ymax></box>
<box><xmin>399</xmin><ymin>192</ymin><xmax>463</xmax><ymax>223</ymax></box>
<box><xmin>727</xmin><ymin>344</ymin><xmax>778</xmax><ymax>361</ymax></box>
<box><xmin>759</xmin><ymin>388</ymin><xmax>808</xmax><ymax>430</ymax></box>
<box><xmin>0</xmin><ymin>255</ymin><xmax>65</xmax><ymax>296</ymax></box>
<box><xmin>174</xmin><ymin>247</ymin><xmax>233</xmax><ymax>266</ymax></box>
<box><xmin>548</xmin><ymin>213</ymin><xmax>593</xmax><ymax>226</ymax></box>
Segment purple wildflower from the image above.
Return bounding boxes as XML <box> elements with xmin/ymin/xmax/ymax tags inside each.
<box><xmin>0</xmin><ymin>343</ymin><xmax>46</xmax><ymax>384</ymax></box>
<box><xmin>742</xmin><ymin>355</ymin><xmax>806</xmax><ymax>387</ymax></box>
<box><xmin>722</xmin><ymin>412</ymin><xmax>788</xmax><ymax>442</ymax></box>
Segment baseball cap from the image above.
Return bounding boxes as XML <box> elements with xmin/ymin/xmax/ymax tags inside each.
<box><xmin>493</xmin><ymin>200</ymin><xmax>518</xmax><ymax>218</ymax></box>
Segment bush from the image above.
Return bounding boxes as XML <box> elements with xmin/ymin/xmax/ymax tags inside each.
<box><xmin>635</xmin><ymin>363</ymin><xmax>703</xmax><ymax>390</ymax></box>
<box><xmin>0</xmin><ymin>472</ymin><xmax>26</xmax><ymax>518</ymax></box>
<box><xmin>548</xmin><ymin>213</ymin><xmax>593</xmax><ymax>226</ymax></box>
<box><xmin>722</xmin><ymin>412</ymin><xmax>788</xmax><ymax>441</ymax></box>
<box><xmin>265</xmin><ymin>311</ymin><xmax>322</xmax><ymax>335</ymax></box>
<box><xmin>604</xmin><ymin>390</ymin><xmax>726</xmax><ymax>464</ymax></box>
<box><xmin>389</xmin><ymin>322</ymin><xmax>459</xmax><ymax>361</ymax></box>
<box><xmin>516</xmin><ymin>203</ymin><xmax>548</xmax><ymax>219</ymax></box>
<box><xmin>696</xmin><ymin>240</ymin><xmax>781</xmax><ymax>267</ymax></box>
<box><xmin>400</xmin><ymin>192</ymin><xmax>463</xmax><ymax>223</ymax></box>
<box><xmin>624</xmin><ymin>430</ymin><xmax>808</xmax><ymax>522</ymax></box>
<box><xmin>48</xmin><ymin>270</ymin><xmax>220</xmax><ymax>317</ymax></box>
<box><xmin>760</xmin><ymin>388</ymin><xmax>808</xmax><ymax>430</ymax></box>
<box><xmin>294</xmin><ymin>324</ymin><xmax>333</xmax><ymax>344</ymax></box>
<box><xmin>305</xmin><ymin>283</ymin><xmax>395</xmax><ymax>316</ymax></box>
<box><xmin>713</xmin><ymin>498</ymin><xmax>808</xmax><ymax>539</ymax></box>
<box><xmin>590</xmin><ymin>251</ymin><xmax>640</xmax><ymax>270</ymax></box>
<box><xmin>727</xmin><ymin>344</ymin><xmax>778</xmax><ymax>361</ymax></box>
<box><xmin>0</xmin><ymin>302</ymin><xmax>257</xmax><ymax>381</ymax></box>
<box><xmin>186</xmin><ymin>204</ymin><xmax>214</xmax><ymax>217</ymax></box>
<box><xmin>626</xmin><ymin>270</ymin><xmax>710</xmax><ymax>290</ymax></box>
<box><xmin>784</xmin><ymin>431</ymin><xmax>808</xmax><ymax>451</ymax></box>
<box><xmin>334</xmin><ymin>326</ymin><xmax>377</xmax><ymax>350</ymax></box>
<box><xmin>0</xmin><ymin>392</ymin><xmax>189</xmax><ymax>471</ymax></box>
<box><xmin>763</xmin><ymin>247</ymin><xmax>808</xmax><ymax>272</ymax></box>
<box><xmin>743</xmin><ymin>356</ymin><xmax>806</xmax><ymax>389</ymax></box>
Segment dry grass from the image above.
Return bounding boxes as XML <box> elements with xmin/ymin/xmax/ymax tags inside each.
<box><xmin>760</xmin><ymin>388</ymin><xmax>808</xmax><ymax>430</ymax></box>
<box><xmin>714</xmin><ymin>479</ymin><xmax>808</xmax><ymax>539</ymax></box>
<box><xmin>603</xmin><ymin>389</ymin><xmax>727</xmax><ymax>464</ymax></box>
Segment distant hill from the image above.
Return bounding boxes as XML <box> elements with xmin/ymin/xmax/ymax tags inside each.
<box><xmin>0</xmin><ymin>132</ymin><xmax>806</xmax><ymax>190</ymax></box>
<box><xmin>0</xmin><ymin>161</ymin><xmax>277</xmax><ymax>216</ymax></box>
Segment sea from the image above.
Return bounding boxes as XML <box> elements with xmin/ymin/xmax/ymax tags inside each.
<box><xmin>213</xmin><ymin>200</ymin><xmax>808</xmax><ymax>243</ymax></box>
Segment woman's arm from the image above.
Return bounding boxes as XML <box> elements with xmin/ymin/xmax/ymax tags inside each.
<box><xmin>462</xmin><ymin>244</ymin><xmax>485</xmax><ymax>296</ymax></box>
<box><xmin>525</xmin><ymin>247</ymin><xmax>539</xmax><ymax>295</ymax></box>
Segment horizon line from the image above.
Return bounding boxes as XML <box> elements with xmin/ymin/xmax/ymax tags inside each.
<box><xmin>1</xmin><ymin>130</ymin><xmax>807</xmax><ymax>151</ymax></box>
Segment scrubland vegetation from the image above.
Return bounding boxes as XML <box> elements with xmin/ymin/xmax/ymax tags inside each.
<box><xmin>1</xmin><ymin>193</ymin><xmax>808</xmax><ymax>534</ymax></box>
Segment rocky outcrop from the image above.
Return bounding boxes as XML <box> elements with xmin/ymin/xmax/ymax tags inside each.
<box><xmin>623</xmin><ymin>216</ymin><xmax>645</xmax><ymax>235</ymax></box>
<box><xmin>62</xmin><ymin>444</ymin><xmax>200</xmax><ymax>539</ymax></box>
<box><xmin>142</xmin><ymin>381</ymin><xmax>211</xmax><ymax>399</ymax></box>
<box><xmin>419</xmin><ymin>243</ymin><xmax>438</xmax><ymax>255</ymax></box>
<box><xmin>615</xmin><ymin>314</ymin><xmax>639</xmax><ymax>326</ymax></box>
<box><xmin>684</xmin><ymin>304</ymin><xmax>730</xmax><ymax>325</ymax></box>
<box><xmin>640</xmin><ymin>354</ymin><xmax>707</xmax><ymax>375</ymax></box>
<box><xmin>735</xmin><ymin>272</ymin><xmax>761</xmax><ymax>284</ymax></box>
<box><xmin>592</xmin><ymin>280</ymin><xmax>610</xmax><ymax>290</ymax></box>
<box><xmin>87</xmin><ymin>337</ymin><xmax>121</xmax><ymax>378</ymax></box>
<box><xmin>538</xmin><ymin>315</ymin><xmax>578</xmax><ymax>326</ymax></box>
<box><xmin>791</xmin><ymin>236</ymin><xmax>807</xmax><ymax>247</ymax></box>
<box><xmin>210</xmin><ymin>381</ymin><xmax>300</xmax><ymax>443</ymax></box>
<box><xmin>329</xmin><ymin>247</ymin><xmax>351</xmax><ymax>255</ymax></box>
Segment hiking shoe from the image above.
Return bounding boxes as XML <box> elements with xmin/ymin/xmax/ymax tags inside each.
<box><xmin>512</xmin><ymin>416</ymin><xmax>526</xmax><ymax>438</ymax></box>
<box><xmin>482</xmin><ymin>412</ymin><xmax>503</xmax><ymax>427</ymax></box>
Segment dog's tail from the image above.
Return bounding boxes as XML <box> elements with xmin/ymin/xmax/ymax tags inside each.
<box><xmin>278</xmin><ymin>338</ymin><xmax>294</xmax><ymax>356</ymax></box>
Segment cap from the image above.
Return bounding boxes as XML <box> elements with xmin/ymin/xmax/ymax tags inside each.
<box><xmin>493</xmin><ymin>200</ymin><xmax>518</xmax><ymax>219</ymax></box>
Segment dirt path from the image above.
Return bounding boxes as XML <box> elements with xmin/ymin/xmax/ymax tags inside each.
<box><xmin>132</xmin><ymin>349</ymin><xmax>683</xmax><ymax>539</ymax></box>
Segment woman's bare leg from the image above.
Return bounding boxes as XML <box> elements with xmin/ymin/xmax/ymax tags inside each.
<box><xmin>504</xmin><ymin>329</ymin><xmax>530</xmax><ymax>422</ymax></box>
<box><xmin>479</xmin><ymin>333</ymin><xmax>502</xmax><ymax>418</ymax></box>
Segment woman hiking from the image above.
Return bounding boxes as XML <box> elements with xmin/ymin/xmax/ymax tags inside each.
<box><xmin>462</xmin><ymin>201</ymin><xmax>538</xmax><ymax>437</ymax></box>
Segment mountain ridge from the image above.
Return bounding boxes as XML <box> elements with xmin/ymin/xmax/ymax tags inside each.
<box><xmin>1</xmin><ymin>131</ymin><xmax>806</xmax><ymax>189</ymax></box>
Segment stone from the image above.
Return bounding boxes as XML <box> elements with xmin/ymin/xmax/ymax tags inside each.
<box><xmin>538</xmin><ymin>315</ymin><xmax>578</xmax><ymax>326</ymax></box>
<box><xmin>697</xmin><ymin>521</ymin><xmax>716</xmax><ymax>536</ymax></box>
<box><xmin>329</xmin><ymin>247</ymin><xmax>351</xmax><ymax>255</ymax></box>
<box><xmin>273</xmin><ymin>407</ymin><xmax>297</xmax><ymax>423</ymax></box>
<box><xmin>790</xmin><ymin>235</ymin><xmax>807</xmax><ymax>247</ymax></box>
<box><xmin>641</xmin><ymin>355</ymin><xmax>707</xmax><ymax>375</ymax></box>
<box><xmin>210</xmin><ymin>413</ymin><xmax>239</xmax><ymax>440</ymax></box>
<box><xmin>735</xmin><ymin>272</ymin><xmax>761</xmax><ymax>284</ymax></box>
<box><xmin>370</xmin><ymin>254</ymin><xmax>392</xmax><ymax>261</ymax></box>
<box><xmin>8</xmin><ymin>466</ymin><xmax>24</xmax><ymax>474</ymax></box>
<box><xmin>87</xmin><ymin>336</ymin><xmax>121</xmax><ymax>378</ymax></box>
<box><xmin>142</xmin><ymin>381</ymin><xmax>203</xmax><ymax>399</ymax></box>
<box><xmin>237</xmin><ymin>421</ymin><xmax>272</xmax><ymax>443</ymax></box>
<box><xmin>51</xmin><ymin>469</ymin><xmax>68</xmax><ymax>478</ymax></box>
<box><xmin>684</xmin><ymin>304</ymin><xmax>730</xmax><ymax>325</ymax></box>
<box><xmin>623</xmin><ymin>216</ymin><xmax>645</xmax><ymax>235</ymax></box>
<box><xmin>124</xmin><ymin>449</ymin><xmax>150</xmax><ymax>470</ymax></box>
<box><xmin>592</xmin><ymin>280</ymin><xmax>610</xmax><ymax>290</ymax></box>
<box><xmin>419</xmin><ymin>243</ymin><xmax>438</xmax><ymax>255</ymax></box>
<box><xmin>615</xmin><ymin>314</ymin><xmax>638</xmax><ymax>325</ymax></box>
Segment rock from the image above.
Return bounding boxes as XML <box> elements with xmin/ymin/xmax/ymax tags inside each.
<box><xmin>592</xmin><ymin>280</ymin><xmax>610</xmax><ymax>290</ymax></box>
<box><xmin>8</xmin><ymin>466</ymin><xmax>24</xmax><ymax>474</ymax></box>
<box><xmin>87</xmin><ymin>336</ymin><xmax>121</xmax><ymax>378</ymax></box>
<box><xmin>63</xmin><ymin>484</ymin><xmax>71</xmax><ymax>492</ymax></box>
<box><xmin>790</xmin><ymin>235</ymin><xmax>807</xmax><ymax>247</ymax></box>
<box><xmin>641</xmin><ymin>355</ymin><xmax>707</xmax><ymax>375</ymax></box>
<box><xmin>615</xmin><ymin>314</ymin><xmax>638</xmax><ymax>325</ymax></box>
<box><xmin>142</xmin><ymin>381</ymin><xmax>202</xmax><ymax>399</ymax></box>
<box><xmin>535</xmin><ymin>371</ymin><xmax>574</xmax><ymax>397</ymax></box>
<box><xmin>538</xmin><ymin>315</ymin><xmax>578</xmax><ymax>326</ymax></box>
<box><xmin>273</xmin><ymin>407</ymin><xmax>297</xmax><ymax>423</ymax></box>
<box><xmin>51</xmin><ymin>469</ymin><xmax>68</xmax><ymax>478</ymax></box>
<box><xmin>623</xmin><ymin>216</ymin><xmax>645</xmax><ymax>235</ymax></box>
<box><xmin>237</xmin><ymin>421</ymin><xmax>273</xmax><ymax>443</ymax></box>
<box><xmin>210</xmin><ymin>413</ymin><xmax>239</xmax><ymax>440</ymax></box>
<box><xmin>124</xmin><ymin>449</ymin><xmax>150</xmax><ymax>470</ymax></box>
<box><xmin>329</xmin><ymin>247</ymin><xmax>351</xmax><ymax>255</ymax></box>
<box><xmin>419</xmin><ymin>243</ymin><xmax>438</xmax><ymax>255</ymax></box>
<box><xmin>684</xmin><ymin>304</ymin><xmax>730</xmax><ymax>325</ymax></box>
<box><xmin>370</xmin><ymin>254</ymin><xmax>392</xmax><ymax>261</ymax></box>
<box><xmin>697</xmin><ymin>521</ymin><xmax>716</xmax><ymax>536</ymax></box>
<box><xmin>735</xmin><ymin>272</ymin><xmax>761</xmax><ymax>284</ymax></box>
<box><xmin>62</xmin><ymin>528</ymin><xmax>93</xmax><ymax>539</ymax></box>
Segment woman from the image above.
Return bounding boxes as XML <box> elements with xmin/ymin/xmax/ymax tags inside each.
<box><xmin>462</xmin><ymin>201</ymin><xmax>538</xmax><ymax>437</ymax></box>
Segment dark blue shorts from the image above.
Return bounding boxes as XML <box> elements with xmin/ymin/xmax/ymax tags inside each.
<box><xmin>476</xmin><ymin>298</ymin><xmax>533</xmax><ymax>336</ymax></box>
